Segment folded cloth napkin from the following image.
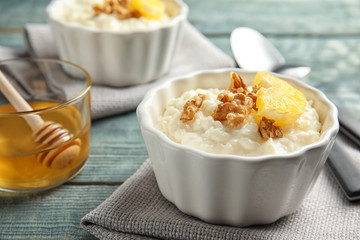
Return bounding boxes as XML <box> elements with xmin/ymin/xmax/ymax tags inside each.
<box><xmin>81</xmin><ymin>132</ymin><xmax>360</xmax><ymax>240</ymax></box>
<box><xmin>0</xmin><ymin>46</ymin><xmax>28</xmax><ymax>59</ymax></box>
<box><xmin>23</xmin><ymin>22</ymin><xmax>235</xmax><ymax>119</ymax></box>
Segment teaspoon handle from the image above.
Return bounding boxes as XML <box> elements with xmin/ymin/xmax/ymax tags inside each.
<box><xmin>272</xmin><ymin>64</ymin><xmax>311</xmax><ymax>79</ymax></box>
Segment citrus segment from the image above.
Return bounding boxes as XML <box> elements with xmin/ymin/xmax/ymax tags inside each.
<box><xmin>129</xmin><ymin>0</ymin><xmax>165</xmax><ymax>20</ymax></box>
<box><xmin>254</xmin><ymin>72</ymin><xmax>307</xmax><ymax>125</ymax></box>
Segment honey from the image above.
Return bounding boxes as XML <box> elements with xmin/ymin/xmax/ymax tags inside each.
<box><xmin>0</xmin><ymin>101</ymin><xmax>90</xmax><ymax>192</ymax></box>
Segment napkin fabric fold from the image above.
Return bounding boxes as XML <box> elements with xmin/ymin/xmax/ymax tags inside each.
<box><xmin>80</xmin><ymin>152</ymin><xmax>360</xmax><ymax>240</ymax></box>
<box><xmin>22</xmin><ymin>22</ymin><xmax>235</xmax><ymax>119</ymax></box>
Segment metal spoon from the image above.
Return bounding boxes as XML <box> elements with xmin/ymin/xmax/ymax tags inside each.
<box><xmin>230</xmin><ymin>27</ymin><xmax>311</xmax><ymax>79</ymax></box>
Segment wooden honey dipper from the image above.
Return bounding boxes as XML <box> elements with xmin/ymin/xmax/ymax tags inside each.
<box><xmin>0</xmin><ymin>70</ymin><xmax>81</xmax><ymax>169</ymax></box>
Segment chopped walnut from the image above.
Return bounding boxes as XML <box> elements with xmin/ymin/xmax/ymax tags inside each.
<box><xmin>217</xmin><ymin>91</ymin><xmax>234</xmax><ymax>102</ymax></box>
<box><xmin>252</xmin><ymin>84</ymin><xmax>260</xmax><ymax>94</ymax></box>
<box><xmin>93</xmin><ymin>0</ymin><xmax>141</xmax><ymax>20</ymax></box>
<box><xmin>180</xmin><ymin>93</ymin><xmax>206</xmax><ymax>122</ymax></box>
<box><xmin>213</xmin><ymin>102</ymin><xmax>243</xmax><ymax>121</ymax></box>
<box><xmin>212</xmin><ymin>73</ymin><xmax>256</xmax><ymax>128</ymax></box>
<box><xmin>213</xmin><ymin>94</ymin><xmax>254</xmax><ymax>127</ymax></box>
<box><xmin>247</xmin><ymin>92</ymin><xmax>258</xmax><ymax>111</ymax></box>
<box><xmin>258</xmin><ymin>117</ymin><xmax>283</xmax><ymax>141</ymax></box>
<box><xmin>226</xmin><ymin>112</ymin><xmax>246</xmax><ymax>128</ymax></box>
<box><xmin>227</xmin><ymin>72</ymin><xmax>247</xmax><ymax>94</ymax></box>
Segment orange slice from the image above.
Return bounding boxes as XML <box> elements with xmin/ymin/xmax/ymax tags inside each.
<box><xmin>254</xmin><ymin>72</ymin><xmax>307</xmax><ymax>125</ymax></box>
<box><xmin>129</xmin><ymin>0</ymin><xmax>165</xmax><ymax>20</ymax></box>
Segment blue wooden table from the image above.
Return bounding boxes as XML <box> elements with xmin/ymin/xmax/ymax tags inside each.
<box><xmin>0</xmin><ymin>0</ymin><xmax>360</xmax><ymax>239</ymax></box>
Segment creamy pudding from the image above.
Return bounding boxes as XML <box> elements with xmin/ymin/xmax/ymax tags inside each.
<box><xmin>50</xmin><ymin>0</ymin><xmax>170</xmax><ymax>31</ymax></box>
<box><xmin>157</xmin><ymin>72</ymin><xmax>322</xmax><ymax>156</ymax></box>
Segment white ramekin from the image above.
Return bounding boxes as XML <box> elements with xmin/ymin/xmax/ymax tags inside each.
<box><xmin>46</xmin><ymin>0</ymin><xmax>188</xmax><ymax>87</ymax></box>
<box><xmin>136</xmin><ymin>68</ymin><xmax>339</xmax><ymax>227</ymax></box>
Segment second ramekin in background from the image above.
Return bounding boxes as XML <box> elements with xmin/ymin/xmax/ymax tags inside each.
<box><xmin>46</xmin><ymin>0</ymin><xmax>188</xmax><ymax>87</ymax></box>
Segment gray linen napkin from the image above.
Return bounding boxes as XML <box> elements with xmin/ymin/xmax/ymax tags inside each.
<box><xmin>23</xmin><ymin>22</ymin><xmax>235</xmax><ymax>119</ymax></box>
<box><xmin>0</xmin><ymin>46</ymin><xmax>28</xmax><ymax>59</ymax></box>
<box><xmin>80</xmin><ymin>136</ymin><xmax>360</xmax><ymax>240</ymax></box>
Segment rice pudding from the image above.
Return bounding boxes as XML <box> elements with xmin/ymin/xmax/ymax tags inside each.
<box><xmin>157</xmin><ymin>72</ymin><xmax>322</xmax><ymax>156</ymax></box>
<box><xmin>50</xmin><ymin>0</ymin><xmax>171</xmax><ymax>31</ymax></box>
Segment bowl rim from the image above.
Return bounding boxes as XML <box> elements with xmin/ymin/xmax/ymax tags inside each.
<box><xmin>137</xmin><ymin>68</ymin><xmax>340</xmax><ymax>162</ymax></box>
<box><xmin>0</xmin><ymin>57</ymin><xmax>92</xmax><ymax>116</ymax></box>
<box><xmin>46</xmin><ymin>0</ymin><xmax>189</xmax><ymax>35</ymax></box>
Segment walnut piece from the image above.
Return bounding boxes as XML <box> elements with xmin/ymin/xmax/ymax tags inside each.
<box><xmin>217</xmin><ymin>91</ymin><xmax>234</xmax><ymax>102</ymax></box>
<box><xmin>226</xmin><ymin>112</ymin><xmax>246</xmax><ymax>128</ymax></box>
<box><xmin>93</xmin><ymin>0</ymin><xmax>141</xmax><ymax>20</ymax></box>
<box><xmin>212</xmin><ymin>72</ymin><xmax>255</xmax><ymax>128</ymax></box>
<box><xmin>248</xmin><ymin>91</ymin><xmax>258</xmax><ymax>111</ymax></box>
<box><xmin>258</xmin><ymin>117</ymin><xmax>283</xmax><ymax>141</ymax></box>
<box><xmin>213</xmin><ymin>101</ymin><xmax>244</xmax><ymax>122</ymax></box>
<box><xmin>180</xmin><ymin>93</ymin><xmax>206</xmax><ymax>122</ymax></box>
<box><xmin>227</xmin><ymin>72</ymin><xmax>248</xmax><ymax>94</ymax></box>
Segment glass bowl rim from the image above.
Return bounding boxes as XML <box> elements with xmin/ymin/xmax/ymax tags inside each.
<box><xmin>0</xmin><ymin>57</ymin><xmax>92</xmax><ymax>116</ymax></box>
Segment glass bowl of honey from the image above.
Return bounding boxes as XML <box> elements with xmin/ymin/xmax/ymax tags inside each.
<box><xmin>0</xmin><ymin>58</ymin><xmax>91</xmax><ymax>193</ymax></box>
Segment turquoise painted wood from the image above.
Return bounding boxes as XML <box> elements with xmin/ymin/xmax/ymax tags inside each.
<box><xmin>186</xmin><ymin>0</ymin><xmax>360</xmax><ymax>35</ymax></box>
<box><xmin>74</xmin><ymin>113</ymin><xmax>148</xmax><ymax>183</ymax></box>
<box><xmin>1</xmin><ymin>0</ymin><xmax>360</xmax><ymax>35</ymax></box>
<box><xmin>0</xmin><ymin>33</ymin><xmax>25</xmax><ymax>49</ymax></box>
<box><xmin>0</xmin><ymin>0</ymin><xmax>359</xmax><ymax>238</ymax></box>
<box><xmin>0</xmin><ymin>185</ymin><xmax>117</xmax><ymax>239</ymax></box>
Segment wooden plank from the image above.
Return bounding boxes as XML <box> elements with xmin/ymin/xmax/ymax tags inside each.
<box><xmin>0</xmin><ymin>33</ymin><xmax>26</xmax><ymax>49</ymax></box>
<box><xmin>72</xmin><ymin>145</ymin><xmax>148</xmax><ymax>183</ymax></box>
<box><xmin>0</xmin><ymin>0</ymin><xmax>50</xmax><ymax>28</ymax></box>
<box><xmin>0</xmin><ymin>185</ymin><xmax>118</xmax><ymax>239</ymax></box>
<box><xmin>0</xmin><ymin>0</ymin><xmax>360</xmax><ymax>36</ymax></box>
<box><xmin>70</xmin><ymin>112</ymin><xmax>148</xmax><ymax>183</ymax></box>
<box><xmin>186</xmin><ymin>0</ymin><xmax>360</xmax><ymax>35</ymax></box>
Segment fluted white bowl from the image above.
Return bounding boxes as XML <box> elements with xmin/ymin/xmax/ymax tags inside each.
<box><xmin>46</xmin><ymin>0</ymin><xmax>188</xmax><ymax>87</ymax></box>
<box><xmin>137</xmin><ymin>68</ymin><xmax>339</xmax><ymax>227</ymax></box>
